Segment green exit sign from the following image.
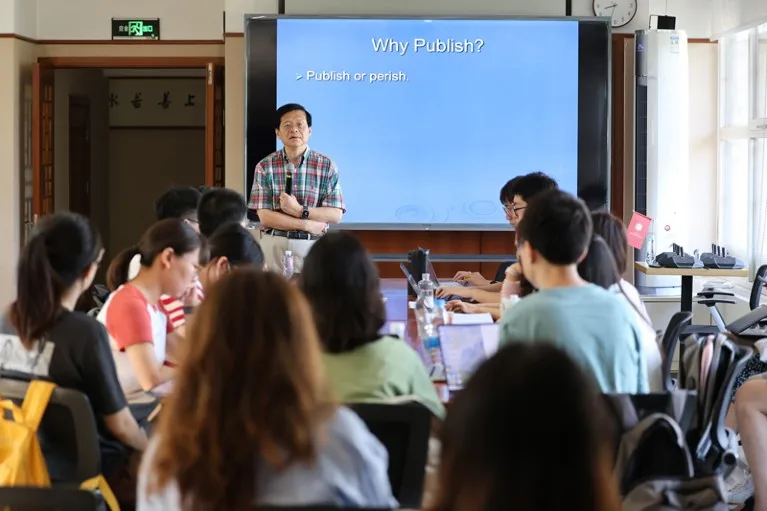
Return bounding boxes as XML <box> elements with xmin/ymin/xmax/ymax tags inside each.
<box><xmin>111</xmin><ymin>18</ymin><xmax>160</xmax><ymax>40</ymax></box>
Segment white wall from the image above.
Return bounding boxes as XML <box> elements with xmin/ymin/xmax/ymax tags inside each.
<box><xmin>649</xmin><ymin>0</ymin><xmax>713</xmax><ymax>39</ymax></box>
<box><xmin>710</xmin><ymin>0</ymin><xmax>767</xmax><ymax>38</ymax></box>
<box><xmin>0</xmin><ymin>0</ymin><xmax>14</xmax><ymax>33</ymax></box>
<box><xmin>226</xmin><ymin>0</ymin><xmax>651</xmax><ymax>34</ymax></box>
<box><xmin>36</xmin><ymin>0</ymin><xmax>225</xmax><ymax>40</ymax></box>
<box><xmin>14</xmin><ymin>0</ymin><xmax>36</xmax><ymax>38</ymax></box>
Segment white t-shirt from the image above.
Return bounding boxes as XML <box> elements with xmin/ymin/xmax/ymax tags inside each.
<box><xmin>613</xmin><ymin>279</ymin><xmax>663</xmax><ymax>391</ymax></box>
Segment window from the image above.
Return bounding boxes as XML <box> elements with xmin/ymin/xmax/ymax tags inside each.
<box><xmin>719</xmin><ymin>22</ymin><xmax>767</xmax><ymax>275</ymax></box>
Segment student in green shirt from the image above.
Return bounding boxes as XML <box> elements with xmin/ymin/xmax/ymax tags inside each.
<box><xmin>299</xmin><ymin>232</ymin><xmax>446</xmax><ymax>419</ymax></box>
<box><xmin>499</xmin><ymin>190</ymin><xmax>648</xmax><ymax>394</ymax></box>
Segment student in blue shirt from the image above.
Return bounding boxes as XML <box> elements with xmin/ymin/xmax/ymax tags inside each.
<box><xmin>499</xmin><ymin>190</ymin><xmax>648</xmax><ymax>394</ymax></box>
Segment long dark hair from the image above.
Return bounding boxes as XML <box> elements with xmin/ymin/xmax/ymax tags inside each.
<box><xmin>206</xmin><ymin>224</ymin><xmax>264</xmax><ymax>267</ymax></box>
<box><xmin>150</xmin><ymin>269</ymin><xmax>334</xmax><ymax>511</ymax></box>
<box><xmin>431</xmin><ymin>343</ymin><xmax>619</xmax><ymax>511</ymax></box>
<box><xmin>591</xmin><ymin>211</ymin><xmax>629</xmax><ymax>274</ymax></box>
<box><xmin>9</xmin><ymin>213</ymin><xmax>102</xmax><ymax>346</ymax></box>
<box><xmin>578</xmin><ymin>235</ymin><xmax>620</xmax><ymax>289</ymax></box>
<box><xmin>106</xmin><ymin>218</ymin><xmax>202</xmax><ymax>291</ymax></box>
<box><xmin>299</xmin><ymin>232</ymin><xmax>386</xmax><ymax>353</ymax></box>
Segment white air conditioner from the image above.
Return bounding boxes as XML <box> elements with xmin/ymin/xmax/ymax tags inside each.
<box><xmin>634</xmin><ymin>30</ymin><xmax>690</xmax><ymax>290</ymax></box>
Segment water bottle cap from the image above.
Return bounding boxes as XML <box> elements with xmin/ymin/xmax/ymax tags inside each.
<box><xmin>435</xmin><ymin>299</ymin><xmax>446</xmax><ymax>306</ymax></box>
<box><xmin>422</xmin><ymin>273</ymin><xmax>430</xmax><ymax>281</ymax></box>
<box><xmin>285</xmin><ymin>250</ymin><xmax>292</xmax><ymax>256</ymax></box>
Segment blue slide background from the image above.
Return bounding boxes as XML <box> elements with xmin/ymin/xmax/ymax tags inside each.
<box><xmin>276</xmin><ymin>18</ymin><xmax>579</xmax><ymax>226</ymax></box>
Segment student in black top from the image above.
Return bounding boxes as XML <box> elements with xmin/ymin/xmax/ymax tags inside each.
<box><xmin>0</xmin><ymin>212</ymin><xmax>148</xmax><ymax>480</ymax></box>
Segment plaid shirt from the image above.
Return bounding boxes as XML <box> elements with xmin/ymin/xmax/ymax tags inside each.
<box><xmin>248</xmin><ymin>147</ymin><xmax>346</xmax><ymax>216</ymax></box>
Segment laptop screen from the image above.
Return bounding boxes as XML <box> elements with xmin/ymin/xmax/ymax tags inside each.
<box><xmin>439</xmin><ymin>324</ymin><xmax>500</xmax><ymax>391</ymax></box>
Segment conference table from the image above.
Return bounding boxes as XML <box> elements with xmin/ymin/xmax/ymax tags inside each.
<box><xmin>380</xmin><ymin>278</ymin><xmax>451</xmax><ymax>402</ymax></box>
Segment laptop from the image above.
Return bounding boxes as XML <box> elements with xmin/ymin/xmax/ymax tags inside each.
<box><xmin>426</xmin><ymin>258</ymin><xmax>465</xmax><ymax>288</ymax></box>
<box><xmin>438</xmin><ymin>324</ymin><xmax>500</xmax><ymax>391</ymax></box>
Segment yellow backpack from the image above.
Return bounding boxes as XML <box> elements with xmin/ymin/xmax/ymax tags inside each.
<box><xmin>0</xmin><ymin>380</ymin><xmax>120</xmax><ymax>510</ymax></box>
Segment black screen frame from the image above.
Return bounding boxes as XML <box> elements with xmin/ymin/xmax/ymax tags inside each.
<box><xmin>244</xmin><ymin>15</ymin><xmax>611</xmax><ymax>228</ymax></box>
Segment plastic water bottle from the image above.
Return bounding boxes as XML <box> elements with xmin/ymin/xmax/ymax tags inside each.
<box><xmin>423</xmin><ymin>299</ymin><xmax>447</xmax><ymax>380</ymax></box>
<box><xmin>418</xmin><ymin>273</ymin><xmax>435</xmax><ymax>310</ymax></box>
<box><xmin>282</xmin><ymin>250</ymin><xmax>294</xmax><ymax>279</ymax></box>
<box><xmin>646</xmin><ymin>233</ymin><xmax>656</xmax><ymax>265</ymax></box>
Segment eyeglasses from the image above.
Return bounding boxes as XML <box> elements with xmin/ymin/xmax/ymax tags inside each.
<box><xmin>280</xmin><ymin>122</ymin><xmax>308</xmax><ymax>131</ymax></box>
<box><xmin>502</xmin><ymin>204</ymin><xmax>526</xmax><ymax>216</ymax></box>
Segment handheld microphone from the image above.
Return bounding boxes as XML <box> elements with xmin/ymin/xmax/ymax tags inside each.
<box><xmin>285</xmin><ymin>163</ymin><xmax>294</xmax><ymax>196</ymax></box>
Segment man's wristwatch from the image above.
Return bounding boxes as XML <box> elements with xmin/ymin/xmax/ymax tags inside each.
<box><xmin>301</xmin><ymin>205</ymin><xmax>310</xmax><ymax>219</ymax></box>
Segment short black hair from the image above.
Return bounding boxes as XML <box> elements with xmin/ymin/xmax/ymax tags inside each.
<box><xmin>197</xmin><ymin>188</ymin><xmax>247</xmax><ymax>238</ymax></box>
<box><xmin>499</xmin><ymin>172</ymin><xmax>558</xmax><ymax>204</ymax></box>
<box><xmin>207</xmin><ymin>223</ymin><xmax>264</xmax><ymax>267</ymax></box>
<box><xmin>275</xmin><ymin>103</ymin><xmax>312</xmax><ymax>129</ymax></box>
<box><xmin>298</xmin><ymin>232</ymin><xmax>385</xmax><ymax>354</ymax></box>
<box><xmin>517</xmin><ymin>189</ymin><xmax>593</xmax><ymax>266</ymax></box>
<box><xmin>153</xmin><ymin>186</ymin><xmax>202</xmax><ymax>221</ymax></box>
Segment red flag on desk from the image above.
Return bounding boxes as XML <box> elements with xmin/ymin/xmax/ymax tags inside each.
<box><xmin>627</xmin><ymin>211</ymin><xmax>652</xmax><ymax>249</ymax></box>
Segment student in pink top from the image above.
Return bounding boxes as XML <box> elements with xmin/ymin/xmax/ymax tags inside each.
<box><xmin>99</xmin><ymin>219</ymin><xmax>203</xmax><ymax>422</ymax></box>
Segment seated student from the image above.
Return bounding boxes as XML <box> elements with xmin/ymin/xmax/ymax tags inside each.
<box><xmin>578</xmin><ymin>235</ymin><xmax>662</xmax><ymax>391</ymax></box>
<box><xmin>197</xmin><ymin>223</ymin><xmax>265</xmax><ymax>290</ymax></box>
<box><xmin>137</xmin><ymin>269</ymin><xmax>396</xmax><ymax>510</ymax></box>
<box><xmin>430</xmin><ymin>343</ymin><xmax>619</xmax><ymax>511</ymax></box>
<box><xmin>99</xmin><ymin>219</ymin><xmax>203</xmax><ymax>421</ymax></box>
<box><xmin>0</xmin><ymin>213</ymin><xmax>147</xmax><ymax>480</ymax></box>
<box><xmin>590</xmin><ymin>211</ymin><xmax>653</xmax><ymax>325</ymax></box>
<box><xmin>196</xmin><ymin>187</ymin><xmax>249</xmax><ymax>238</ymax></box>
<box><xmin>128</xmin><ymin>186</ymin><xmax>204</xmax><ymax>333</ymax></box>
<box><xmin>437</xmin><ymin>171</ymin><xmax>558</xmax><ymax>302</ymax></box>
<box><xmin>299</xmin><ymin>232</ymin><xmax>445</xmax><ymax>419</ymax></box>
<box><xmin>499</xmin><ymin>190</ymin><xmax>648</xmax><ymax>394</ymax></box>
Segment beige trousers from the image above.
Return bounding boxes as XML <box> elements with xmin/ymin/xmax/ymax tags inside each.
<box><xmin>257</xmin><ymin>230</ymin><xmax>317</xmax><ymax>274</ymax></box>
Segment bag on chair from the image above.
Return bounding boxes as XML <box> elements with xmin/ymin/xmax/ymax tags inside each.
<box><xmin>0</xmin><ymin>380</ymin><xmax>54</xmax><ymax>486</ymax></box>
<box><xmin>617</xmin><ymin>412</ymin><xmax>727</xmax><ymax>511</ymax></box>
<box><xmin>0</xmin><ymin>380</ymin><xmax>120</xmax><ymax>510</ymax></box>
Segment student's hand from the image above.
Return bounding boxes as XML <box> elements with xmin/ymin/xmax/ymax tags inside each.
<box><xmin>303</xmin><ymin>220</ymin><xmax>329</xmax><ymax>235</ymax></box>
<box><xmin>453</xmin><ymin>271</ymin><xmax>490</xmax><ymax>286</ymax></box>
<box><xmin>505</xmin><ymin>262</ymin><xmax>522</xmax><ymax>282</ymax></box>
<box><xmin>279</xmin><ymin>193</ymin><xmax>302</xmax><ymax>217</ymax></box>
<box><xmin>180</xmin><ymin>283</ymin><xmax>201</xmax><ymax>308</ymax></box>
<box><xmin>435</xmin><ymin>286</ymin><xmax>473</xmax><ymax>299</ymax></box>
<box><xmin>446</xmin><ymin>300</ymin><xmax>478</xmax><ymax>314</ymax></box>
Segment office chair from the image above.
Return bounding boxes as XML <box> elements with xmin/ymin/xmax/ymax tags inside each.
<box><xmin>349</xmin><ymin>401</ymin><xmax>432</xmax><ymax>509</ymax></box>
<box><xmin>493</xmin><ymin>260</ymin><xmax>515</xmax><ymax>283</ymax></box>
<box><xmin>0</xmin><ymin>376</ymin><xmax>104</xmax><ymax>485</ymax></box>
<box><xmin>659</xmin><ymin>312</ymin><xmax>694</xmax><ymax>391</ymax></box>
<box><xmin>0</xmin><ymin>487</ymin><xmax>99</xmax><ymax>510</ymax></box>
<box><xmin>682</xmin><ymin>264</ymin><xmax>767</xmax><ymax>339</ymax></box>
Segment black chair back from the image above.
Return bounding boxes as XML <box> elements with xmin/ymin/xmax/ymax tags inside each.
<box><xmin>493</xmin><ymin>261</ymin><xmax>515</xmax><ymax>283</ymax></box>
<box><xmin>749</xmin><ymin>265</ymin><xmax>767</xmax><ymax>310</ymax></box>
<box><xmin>349</xmin><ymin>401</ymin><xmax>431</xmax><ymax>509</ymax></box>
<box><xmin>0</xmin><ymin>377</ymin><xmax>102</xmax><ymax>484</ymax></box>
<box><xmin>0</xmin><ymin>487</ymin><xmax>99</xmax><ymax>510</ymax></box>
<box><xmin>660</xmin><ymin>311</ymin><xmax>694</xmax><ymax>391</ymax></box>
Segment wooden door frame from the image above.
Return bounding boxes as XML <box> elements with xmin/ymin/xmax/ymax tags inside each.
<box><xmin>32</xmin><ymin>56</ymin><xmax>224</xmax><ymax>223</ymax></box>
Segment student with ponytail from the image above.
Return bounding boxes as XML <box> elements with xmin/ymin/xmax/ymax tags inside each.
<box><xmin>0</xmin><ymin>213</ymin><xmax>147</xmax><ymax>479</ymax></box>
<box><xmin>99</xmin><ymin>219</ymin><xmax>202</xmax><ymax>421</ymax></box>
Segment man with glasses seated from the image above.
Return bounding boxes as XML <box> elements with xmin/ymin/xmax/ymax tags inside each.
<box><xmin>436</xmin><ymin>172</ymin><xmax>558</xmax><ymax>303</ymax></box>
<box><xmin>248</xmin><ymin>103</ymin><xmax>346</xmax><ymax>273</ymax></box>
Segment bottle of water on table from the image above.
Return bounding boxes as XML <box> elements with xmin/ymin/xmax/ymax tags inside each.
<box><xmin>418</xmin><ymin>273</ymin><xmax>435</xmax><ymax>309</ymax></box>
<box><xmin>282</xmin><ymin>250</ymin><xmax>294</xmax><ymax>279</ymax></box>
<box><xmin>424</xmin><ymin>299</ymin><xmax>447</xmax><ymax>381</ymax></box>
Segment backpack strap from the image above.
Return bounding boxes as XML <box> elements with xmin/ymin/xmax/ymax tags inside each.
<box><xmin>81</xmin><ymin>474</ymin><xmax>120</xmax><ymax>511</ymax></box>
<box><xmin>20</xmin><ymin>380</ymin><xmax>55</xmax><ymax>432</ymax></box>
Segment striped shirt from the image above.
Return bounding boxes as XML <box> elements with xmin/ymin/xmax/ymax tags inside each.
<box><xmin>248</xmin><ymin>147</ymin><xmax>345</xmax><ymax>220</ymax></box>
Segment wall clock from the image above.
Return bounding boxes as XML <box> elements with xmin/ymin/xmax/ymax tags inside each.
<box><xmin>593</xmin><ymin>0</ymin><xmax>638</xmax><ymax>28</ymax></box>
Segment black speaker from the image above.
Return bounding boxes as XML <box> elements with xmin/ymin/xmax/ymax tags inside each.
<box><xmin>657</xmin><ymin>16</ymin><xmax>676</xmax><ymax>30</ymax></box>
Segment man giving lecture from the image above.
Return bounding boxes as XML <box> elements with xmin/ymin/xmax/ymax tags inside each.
<box><xmin>248</xmin><ymin>103</ymin><xmax>346</xmax><ymax>273</ymax></box>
